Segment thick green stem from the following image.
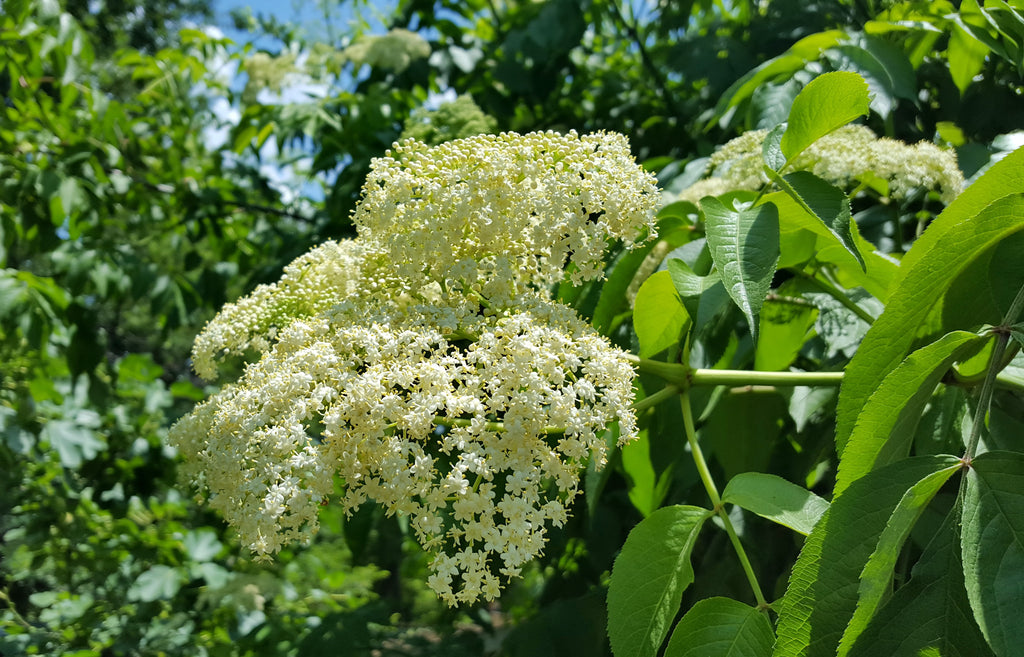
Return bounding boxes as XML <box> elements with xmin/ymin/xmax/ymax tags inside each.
<box><xmin>681</xmin><ymin>391</ymin><xmax>769</xmax><ymax>610</ymax></box>
<box><xmin>627</xmin><ymin>355</ymin><xmax>844</xmax><ymax>388</ymax></box>
<box><xmin>690</xmin><ymin>369</ymin><xmax>843</xmax><ymax>387</ymax></box>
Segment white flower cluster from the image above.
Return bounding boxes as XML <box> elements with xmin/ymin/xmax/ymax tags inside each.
<box><xmin>355</xmin><ymin>130</ymin><xmax>659</xmax><ymax>306</ymax></box>
<box><xmin>679</xmin><ymin>125</ymin><xmax>964</xmax><ymax>204</ymax></box>
<box><xmin>171</xmin><ymin>130</ymin><xmax>659</xmax><ymax>605</ymax></box>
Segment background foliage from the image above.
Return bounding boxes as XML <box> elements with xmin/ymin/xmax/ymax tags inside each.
<box><xmin>2</xmin><ymin>0</ymin><xmax>1023</xmax><ymax>655</ymax></box>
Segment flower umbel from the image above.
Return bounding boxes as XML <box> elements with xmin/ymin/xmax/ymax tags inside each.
<box><xmin>168</xmin><ymin>130</ymin><xmax>657</xmax><ymax>605</ymax></box>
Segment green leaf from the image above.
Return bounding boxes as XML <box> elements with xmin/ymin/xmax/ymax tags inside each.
<box><xmin>41</xmin><ymin>419</ymin><xmax>105</xmax><ymax>469</ymax></box>
<box><xmin>183</xmin><ymin>529</ymin><xmax>223</xmax><ymax>562</ymax></box>
<box><xmin>962</xmin><ymin>451</ymin><xmax>1024</xmax><ymax>657</ymax></box>
<box><xmin>621</xmin><ymin>430</ymin><xmax>673</xmax><ymax>518</ymax></box>
<box><xmin>705</xmin><ymin>389</ymin><xmax>787</xmax><ymax>479</ymax></box>
<box><xmin>708</xmin><ymin>30</ymin><xmax>846</xmax><ymax>129</ymax></box>
<box><xmin>607</xmin><ymin>505</ymin><xmax>711</xmax><ymax>657</ymax></box>
<box><xmin>128</xmin><ymin>565</ymin><xmax>183</xmax><ymax>602</ymax></box>
<box><xmin>780</xmin><ymin>72</ymin><xmax>870</xmax><ymax>161</ymax></box>
<box><xmin>701</xmin><ymin>197</ymin><xmax>780</xmax><ymax>343</ymax></box>
<box><xmin>765</xmin><ymin>190</ymin><xmax>896</xmax><ymax>300</ymax></box>
<box><xmin>838</xmin><ymin>463</ymin><xmax>962</xmax><ymax>656</ymax></box>
<box><xmin>664</xmin><ymin>597</ymin><xmax>774</xmax><ymax>657</ymax></box>
<box><xmin>836</xmin><ymin>183</ymin><xmax>1024</xmax><ymax>453</ymax></box>
<box><xmin>847</xmin><ymin>511</ymin><xmax>995</xmax><ymax>657</ymax></box>
<box><xmin>766</xmin><ymin>170</ymin><xmax>863</xmax><ymax>270</ymax></box>
<box><xmin>722</xmin><ymin>473</ymin><xmax>829</xmax><ymax>536</ymax></box>
<box><xmin>761</xmin><ymin>123</ymin><xmax>787</xmax><ymax>172</ymax></box>
<box><xmin>633</xmin><ymin>270</ymin><xmax>690</xmax><ymax>358</ymax></box>
<box><xmin>594</xmin><ymin>241</ymin><xmax>663</xmax><ymax>335</ymax></box>
<box><xmin>949</xmin><ymin>23</ymin><xmax>990</xmax><ymax>94</ymax></box>
<box><xmin>836</xmin><ymin>331</ymin><xmax>987</xmax><ymax>497</ymax></box>
<box><xmin>773</xmin><ymin>455</ymin><xmax>962</xmax><ymax>657</ymax></box>
<box><xmin>756</xmin><ymin>288</ymin><xmax>819</xmax><ymax>372</ymax></box>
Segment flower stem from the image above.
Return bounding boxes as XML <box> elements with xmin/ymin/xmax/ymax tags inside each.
<box><xmin>680</xmin><ymin>391</ymin><xmax>769</xmax><ymax>610</ymax></box>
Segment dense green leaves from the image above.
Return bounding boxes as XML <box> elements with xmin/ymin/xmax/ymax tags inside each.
<box><xmin>773</xmin><ymin>456</ymin><xmax>962</xmax><ymax>657</ymax></box>
<box><xmin>847</xmin><ymin>514</ymin><xmax>994</xmax><ymax>657</ymax></box>
<box><xmin>607</xmin><ymin>506</ymin><xmax>711</xmax><ymax>657</ymax></box>
<box><xmin>837</xmin><ymin>189</ymin><xmax>1024</xmax><ymax>453</ymax></box>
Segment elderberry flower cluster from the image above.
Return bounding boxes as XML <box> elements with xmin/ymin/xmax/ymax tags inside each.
<box><xmin>678</xmin><ymin>125</ymin><xmax>964</xmax><ymax>204</ymax></box>
<box><xmin>170</xmin><ymin>130</ymin><xmax>659</xmax><ymax>606</ymax></box>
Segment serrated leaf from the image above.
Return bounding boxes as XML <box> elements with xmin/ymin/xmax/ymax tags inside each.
<box><xmin>780</xmin><ymin>72</ymin><xmax>870</xmax><ymax>161</ymax></box>
<box><xmin>664</xmin><ymin>597</ymin><xmax>774</xmax><ymax>657</ymax></box>
<box><xmin>836</xmin><ymin>331</ymin><xmax>987</xmax><ymax>497</ymax></box>
<box><xmin>607</xmin><ymin>505</ymin><xmax>711</xmax><ymax>657</ymax></box>
<box><xmin>722</xmin><ymin>472</ymin><xmax>829</xmax><ymax>536</ymax></box>
<box><xmin>848</xmin><ymin>511</ymin><xmax>995</xmax><ymax>657</ymax></box>
<box><xmin>633</xmin><ymin>270</ymin><xmax>690</xmax><ymax>358</ymax></box>
<box><xmin>838</xmin><ymin>463</ymin><xmax>962</xmax><ymax>656</ymax></box>
<box><xmin>835</xmin><ymin>192</ymin><xmax>1024</xmax><ymax>450</ymax></box>
<box><xmin>773</xmin><ymin>455</ymin><xmax>962</xmax><ymax>657</ymax></box>
<box><xmin>767</xmin><ymin>170</ymin><xmax>864</xmax><ymax>270</ymax></box>
<box><xmin>837</xmin><ymin>180</ymin><xmax>1024</xmax><ymax>452</ymax></box>
<box><xmin>701</xmin><ymin>197</ymin><xmax>780</xmax><ymax>343</ymax></box>
<box><xmin>962</xmin><ymin>451</ymin><xmax>1024</xmax><ymax>657</ymax></box>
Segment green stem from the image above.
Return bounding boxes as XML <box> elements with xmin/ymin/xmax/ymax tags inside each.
<box><xmin>632</xmin><ymin>384</ymin><xmax>680</xmax><ymax>414</ymax></box>
<box><xmin>626</xmin><ymin>355</ymin><xmax>844</xmax><ymax>388</ymax></box>
<box><xmin>796</xmin><ymin>270</ymin><xmax>876</xmax><ymax>325</ymax></box>
<box><xmin>964</xmin><ymin>332</ymin><xmax>1009</xmax><ymax>461</ymax></box>
<box><xmin>690</xmin><ymin>369</ymin><xmax>843</xmax><ymax>387</ymax></box>
<box><xmin>681</xmin><ymin>391</ymin><xmax>769</xmax><ymax>610</ymax></box>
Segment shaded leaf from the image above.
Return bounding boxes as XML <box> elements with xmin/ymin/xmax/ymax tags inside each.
<box><xmin>962</xmin><ymin>451</ymin><xmax>1024</xmax><ymax>657</ymax></box>
<box><xmin>664</xmin><ymin>597</ymin><xmax>774</xmax><ymax>657</ymax></box>
<box><xmin>848</xmin><ymin>511</ymin><xmax>995</xmax><ymax>657</ymax></box>
<box><xmin>838</xmin><ymin>463</ymin><xmax>962</xmax><ymax>655</ymax></box>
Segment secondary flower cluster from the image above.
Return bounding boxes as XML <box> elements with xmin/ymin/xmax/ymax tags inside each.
<box><xmin>678</xmin><ymin>125</ymin><xmax>964</xmax><ymax>204</ymax></box>
<box><xmin>170</xmin><ymin>130</ymin><xmax>659</xmax><ymax>605</ymax></box>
